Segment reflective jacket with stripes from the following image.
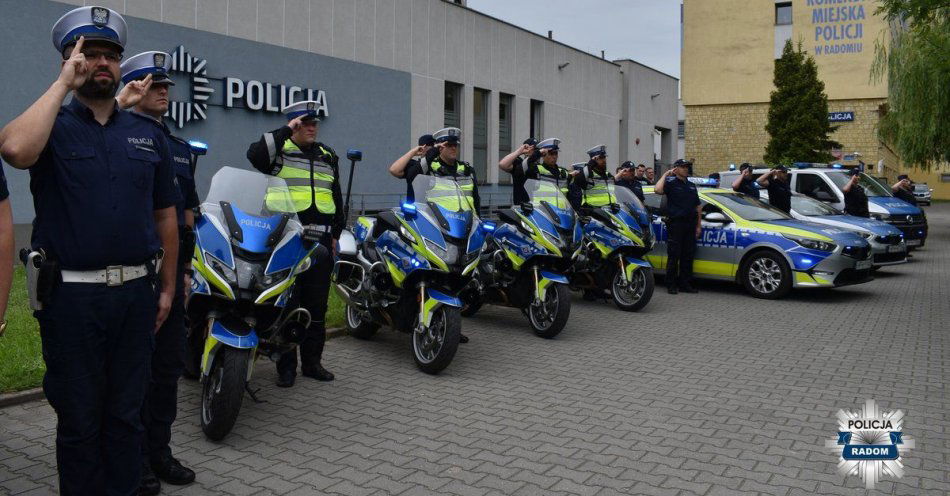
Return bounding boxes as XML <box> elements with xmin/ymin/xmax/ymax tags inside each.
<box><xmin>246</xmin><ymin>125</ymin><xmax>345</xmax><ymax>237</ymax></box>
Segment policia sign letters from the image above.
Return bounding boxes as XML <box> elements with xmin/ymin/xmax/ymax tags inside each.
<box><xmin>166</xmin><ymin>45</ymin><xmax>329</xmax><ymax>129</ymax></box>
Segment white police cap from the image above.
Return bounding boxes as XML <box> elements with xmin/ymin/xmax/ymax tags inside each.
<box><xmin>537</xmin><ymin>138</ymin><xmax>561</xmax><ymax>151</ymax></box>
<box><xmin>120</xmin><ymin>51</ymin><xmax>174</xmax><ymax>85</ymax></box>
<box><xmin>587</xmin><ymin>144</ymin><xmax>606</xmax><ymax>157</ymax></box>
<box><xmin>282</xmin><ymin>100</ymin><xmax>322</xmax><ymax>121</ymax></box>
<box><xmin>51</xmin><ymin>6</ymin><xmax>127</xmax><ymax>55</ymax></box>
<box><xmin>433</xmin><ymin>127</ymin><xmax>462</xmax><ymax>144</ymax></box>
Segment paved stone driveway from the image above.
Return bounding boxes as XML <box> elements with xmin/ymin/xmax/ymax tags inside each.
<box><xmin>2</xmin><ymin>205</ymin><xmax>949</xmax><ymax>495</ymax></box>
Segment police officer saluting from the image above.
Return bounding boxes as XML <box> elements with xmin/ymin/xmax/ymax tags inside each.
<box><xmin>400</xmin><ymin>127</ymin><xmax>481</xmax><ymax>212</ymax></box>
<box><xmin>891</xmin><ymin>174</ymin><xmax>917</xmax><ymax>207</ymax></box>
<box><xmin>388</xmin><ymin>133</ymin><xmax>438</xmax><ymax>199</ymax></box>
<box><xmin>655</xmin><ymin>160</ymin><xmax>701</xmax><ymax>295</ymax></box>
<box><xmin>570</xmin><ymin>144</ymin><xmax>612</xmax><ymax>210</ymax></box>
<box><xmin>756</xmin><ymin>164</ymin><xmax>792</xmax><ymax>213</ymax></box>
<box><xmin>615</xmin><ymin>161</ymin><xmax>644</xmax><ymax>201</ymax></box>
<box><xmin>499</xmin><ymin>138</ymin><xmax>578</xmax><ymax>205</ymax></box>
<box><xmin>246</xmin><ymin>100</ymin><xmax>341</xmax><ymax>387</ymax></box>
<box><xmin>841</xmin><ymin>167</ymin><xmax>870</xmax><ymax>217</ymax></box>
<box><xmin>118</xmin><ymin>51</ymin><xmax>198</xmax><ymax>493</ymax></box>
<box><xmin>731</xmin><ymin>163</ymin><xmax>760</xmax><ymax>199</ymax></box>
<box><xmin>0</xmin><ymin>7</ymin><xmax>180</xmax><ymax>494</ymax></box>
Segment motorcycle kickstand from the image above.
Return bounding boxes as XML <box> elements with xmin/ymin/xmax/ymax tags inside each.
<box><xmin>245</xmin><ymin>383</ymin><xmax>267</xmax><ymax>404</ymax></box>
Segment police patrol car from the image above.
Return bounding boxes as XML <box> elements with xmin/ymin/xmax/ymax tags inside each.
<box><xmin>758</xmin><ymin>190</ymin><xmax>907</xmax><ymax>268</ymax></box>
<box><xmin>642</xmin><ymin>179</ymin><xmax>874</xmax><ymax>299</ymax></box>
<box><xmin>721</xmin><ymin>165</ymin><xmax>928</xmax><ymax>248</ymax></box>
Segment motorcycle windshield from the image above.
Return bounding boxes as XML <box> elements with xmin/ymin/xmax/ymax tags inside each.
<box><xmin>610</xmin><ymin>184</ymin><xmax>650</xmax><ymax>228</ymax></box>
<box><xmin>412</xmin><ymin>175</ymin><xmax>473</xmax><ymax>239</ymax></box>
<box><xmin>203</xmin><ymin>167</ymin><xmax>299</xmax><ymax>253</ymax></box>
<box><xmin>524</xmin><ymin>178</ymin><xmax>574</xmax><ymax>230</ymax></box>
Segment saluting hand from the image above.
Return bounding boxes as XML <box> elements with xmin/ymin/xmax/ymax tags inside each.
<box><xmin>116</xmin><ymin>73</ymin><xmax>153</xmax><ymax>109</ymax></box>
<box><xmin>287</xmin><ymin>115</ymin><xmax>305</xmax><ymax>131</ymax></box>
<box><xmin>410</xmin><ymin>145</ymin><xmax>427</xmax><ymax>157</ymax></box>
<box><xmin>58</xmin><ymin>36</ymin><xmax>90</xmax><ymax>91</ymax></box>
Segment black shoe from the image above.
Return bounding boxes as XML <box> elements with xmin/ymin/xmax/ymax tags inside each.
<box><xmin>460</xmin><ymin>334</ymin><xmax>470</xmax><ymax>344</ymax></box>
<box><xmin>139</xmin><ymin>462</ymin><xmax>161</xmax><ymax>495</ymax></box>
<box><xmin>301</xmin><ymin>364</ymin><xmax>335</xmax><ymax>381</ymax></box>
<box><xmin>151</xmin><ymin>454</ymin><xmax>196</xmax><ymax>486</ymax></box>
<box><xmin>276</xmin><ymin>370</ymin><xmax>296</xmax><ymax>388</ymax></box>
<box><xmin>667</xmin><ymin>286</ymin><xmax>678</xmax><ymax>295</ymax></box>
<box><xmin>681</xmin><ymin>285</ymin><xmax>699</xmax><ymax>294</ymax></box>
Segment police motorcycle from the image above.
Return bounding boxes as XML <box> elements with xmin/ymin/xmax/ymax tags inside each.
<box><xmin>571</xmin><ymin>181</ymin><xmax>655</xmax><ymax>311</ymax></box>
<box><xmin>463</xmin><ymin>179</ymin><xmax>580</xmax><ymax>338</ymax></box>
<box><xmin>186</xmin><ymin>166</ymin><xmax>317</xmax><ymax>441</ymax></box>
<box><xmin>331</xmin><ymin>174</ymin><xmax>491</xmax><ymax>374</ymax></box>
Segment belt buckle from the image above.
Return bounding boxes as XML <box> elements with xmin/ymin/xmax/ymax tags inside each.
<box><xmin>106</xmin><ymin>265</ymin><xmax>124</xmax><ymax>286</ymax></box>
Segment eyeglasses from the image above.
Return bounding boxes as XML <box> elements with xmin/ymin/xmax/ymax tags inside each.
<box><xmin>81</xmin><ymin>50</ymin><xmax>122</xmax><ymax>63</ymax></box>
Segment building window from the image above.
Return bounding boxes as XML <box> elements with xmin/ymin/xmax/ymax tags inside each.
<box><xmin>472</xmin><ymin>88</ymin><xmax>489</xmax><ymax>183</ymax></box>
<box><xmin>498</xmin><ymin>93</ymin><xmax>514</xmax><ymax>184</ymax></box>
<box><xmin>677</xmin><ymin>120</ymin><xmax>685</xmax><ymax>139</ymax></box>
<box><xmin>444</xmin><ymin>81</ymin><xmax>462</xmax><ymax>129</ymax></box>
<box><xmin>941</xmin><ymin>174</ymin><xmax>950</xmax><ymax>183</ymax></box>
<box><xmin>775</xmin><ymin>2</ymin><xmax>792</xmax><ymax>25</ymax></box>
<box><xmin>530</xmin><ymin>99</ymin><xmax>543</xmax><ymax>140</ymax></box>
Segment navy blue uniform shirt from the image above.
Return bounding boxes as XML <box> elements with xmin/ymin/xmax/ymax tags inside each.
<box><xmin>30</xmin><ymin>98</ymin><xmax>179</xmax><ymax>270</ymax></box>
<box><xmin>616</xmin><ymin>178</ymin><xmax>644</xmax><ymax>201</ymax></box>
<box><xmin>736</xmin><ymin>177</ymin><xmax>760</xmax><ymax>199</ymax></box>
<box><xmin>165</xmin><ymin>131</ymin><xmax>200</xmax><ymax>226</ymax></box>
<box><xmin>766</xmin><ymin>178</ymin><xmax>792</xmax><ymax>213</ymax></box>
<box><xmin>661</xmin><ymin>176</ymin><xmax>700</xmax><ymax>220</ymax></box>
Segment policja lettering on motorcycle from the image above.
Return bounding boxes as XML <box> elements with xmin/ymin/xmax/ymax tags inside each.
<box><xmin>246</xmin><ymin>99</ymin><xmax>342</xmax><ymax>387</ymax></box>
<box><xmin>119</xmin><ymin>49</ymin><xmax>200</xmax><ymax>494</ymax></box>
<box><xmin>0</xmin><ymin>7</ymin><xmax>181</xmax><ymax>494</ymax></box>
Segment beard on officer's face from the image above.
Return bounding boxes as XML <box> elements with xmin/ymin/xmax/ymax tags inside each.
<box><xmin>76</xmin><ymin>74</ymin><xmax>118</xmax><ymax>99</ymax></box>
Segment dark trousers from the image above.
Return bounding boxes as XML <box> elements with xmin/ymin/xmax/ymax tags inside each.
<box><xmin>141</xmin><ymin>267</ymin><xmax>186</xmax><ymax>463</ymax></box>
<box><xmin>277</xmin><ymin>237</ymin><xmax>332</xmax><ymax>375</ymax></box>
<box><xmin>666</xmin><ymin>217</ymin><xmax>697</xmax><ymax>288</ymax></box>
<box><xmin>36</xmin><ymin>278</ymin><xmax>157</xmax><ymax>496</ymax></box>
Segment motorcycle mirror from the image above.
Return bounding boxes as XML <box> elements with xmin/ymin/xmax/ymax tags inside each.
<box><xmin>609</xmin><ymin>203</ymin><xmax>621</xmax><ymax>214</ymax></box>
<box><xmin>346</xmin><ymin>149</ymin><xmax>363</xmax><ymax>162</ymax></box>
<box><xmin>520</xmin><ymin>202</ymin><xmax>534</xmax><ymax>214</ymax></box>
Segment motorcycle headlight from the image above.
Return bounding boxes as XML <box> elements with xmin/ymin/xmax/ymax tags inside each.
<box><xmin>206</xmin><ymin>253</ymin><xmax>237</xmax><ymax>284</ymax></box>
<box><xmin>261</xmin><ymin>268</ymin><xmax>291</xmax><ymax>288</ymax></box>
<box><xmin>783</xmin><ymin>234</ymin><xmax>836</xmax><ymax>253</ymax></box>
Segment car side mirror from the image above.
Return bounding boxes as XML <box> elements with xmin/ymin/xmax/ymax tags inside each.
<box><xmin>703</xmin><ymin>212</ymin><xmax>728</xmax><ymax>223</ymax></box>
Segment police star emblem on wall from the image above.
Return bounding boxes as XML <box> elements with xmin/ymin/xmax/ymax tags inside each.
<box><xmin>167</xmin><ymin>45</ymin><xmax>214</xmax><ymax>129</ymax></box>
<box><xmin>824</xmin><ymin>399</ymin><xmax>915</xmax><ymax>489</ymax></box>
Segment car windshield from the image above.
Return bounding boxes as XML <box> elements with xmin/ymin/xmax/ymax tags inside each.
<box><xmin>790</xmin><ymin>194</ymin><xmax>840</xmax><ymax>216</ymax></box>
<box><xmin>705</xmin><ymin>192</ymin><xmax>792</xmax><ymax>221</ymax></box>
<box><xmin>412</xmin><ymin>175</ymin><xmax>472</xmax><ymax>213</ymax></box>
<box><xmin>206</xmin><ymin>166</ymin><xmax>299</xmax><ymax>223</ymax></box>
<box><xmin>826</xmin><ymin>171</ymin><xmax>892</xmax><ymax>197</ymax></box>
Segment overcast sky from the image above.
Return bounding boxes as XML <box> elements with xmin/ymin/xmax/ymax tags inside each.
<box><xmin>466</xmin><ymin>0</ymin><xmax>682</xmax><ymax>78</ymax></box>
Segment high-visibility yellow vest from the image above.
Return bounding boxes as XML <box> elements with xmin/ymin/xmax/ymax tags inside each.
<box><xmin>266</xmin><ymin>140</ymin><xmax>336</xmax><ymax>214</ymax></box>
<box><xmin>582</xmin><ymin>166</ymin><xmax>614</xmax><ymax>207</ymax></box>
<box><xmin>532</xmin><ymin>165</ymin><xmax>572</xmax><ymax>210</ymax></box>
<box><xmin>428</xmin><ymin>159</ymin><xmax>475</xmax><ymax>211</ymax></box>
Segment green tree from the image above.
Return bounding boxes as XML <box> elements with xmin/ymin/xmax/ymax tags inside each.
<box><xmin>871</xmin><ymin>1</ymin><xmax>950</xmax><ymax>168</ymax></box>
<box><xmin>764</xmin><ymin>40</ymin><xmax>840</xmax><ymax>165</ymax></box>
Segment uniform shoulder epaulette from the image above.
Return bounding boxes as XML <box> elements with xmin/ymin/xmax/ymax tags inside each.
<box><xmin>167</xmin><ymin>134</ymin><xmax>190</xmax><ymax>147</ymax></box>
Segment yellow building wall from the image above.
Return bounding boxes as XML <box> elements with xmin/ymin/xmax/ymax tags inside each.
<box><xmin>685</xmin><ymin>98</ymin><xmax>887</xmax><ymax>176</ymax></box>
<box><xmin>682</xmin><ymin>0</ymin><xmax>888</xmax><ymax>106</ymax></box>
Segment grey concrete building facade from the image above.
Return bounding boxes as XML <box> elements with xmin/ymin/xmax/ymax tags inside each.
<box><xmin>1</xmin><ymin>0</ymin><xmax>678</xmax><ymax>226</ymax></box>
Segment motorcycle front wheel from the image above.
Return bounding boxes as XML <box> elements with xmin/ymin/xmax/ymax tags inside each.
<box><xmin>200</xmin><ymin>347</ymin><xmax>249</xmax><ymax>441</ymax></box>
<box><xmin>611</xmin><ymin>265</ymin><xmax>654</xmax><ymax>312</ymax></box>
<box><xmin>528</xmin><ymin>283</ymin><xmax>571</xmax><ymax>339</ymax></box>
<box><xmin>411</xmin><ymin>306</ymin><xmax>461</xmax><ymax>375</ymax></box>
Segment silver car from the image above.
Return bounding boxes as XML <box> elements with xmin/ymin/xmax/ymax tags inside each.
<box><xmin>914</xmin><ymin>183</ymin><xmax>932</xmax><ymax>206</ymax></box>
<box><xmin>760</xmin><ymin>191</ymin><xmax>907</xmax><ymax>268</ymax></box>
